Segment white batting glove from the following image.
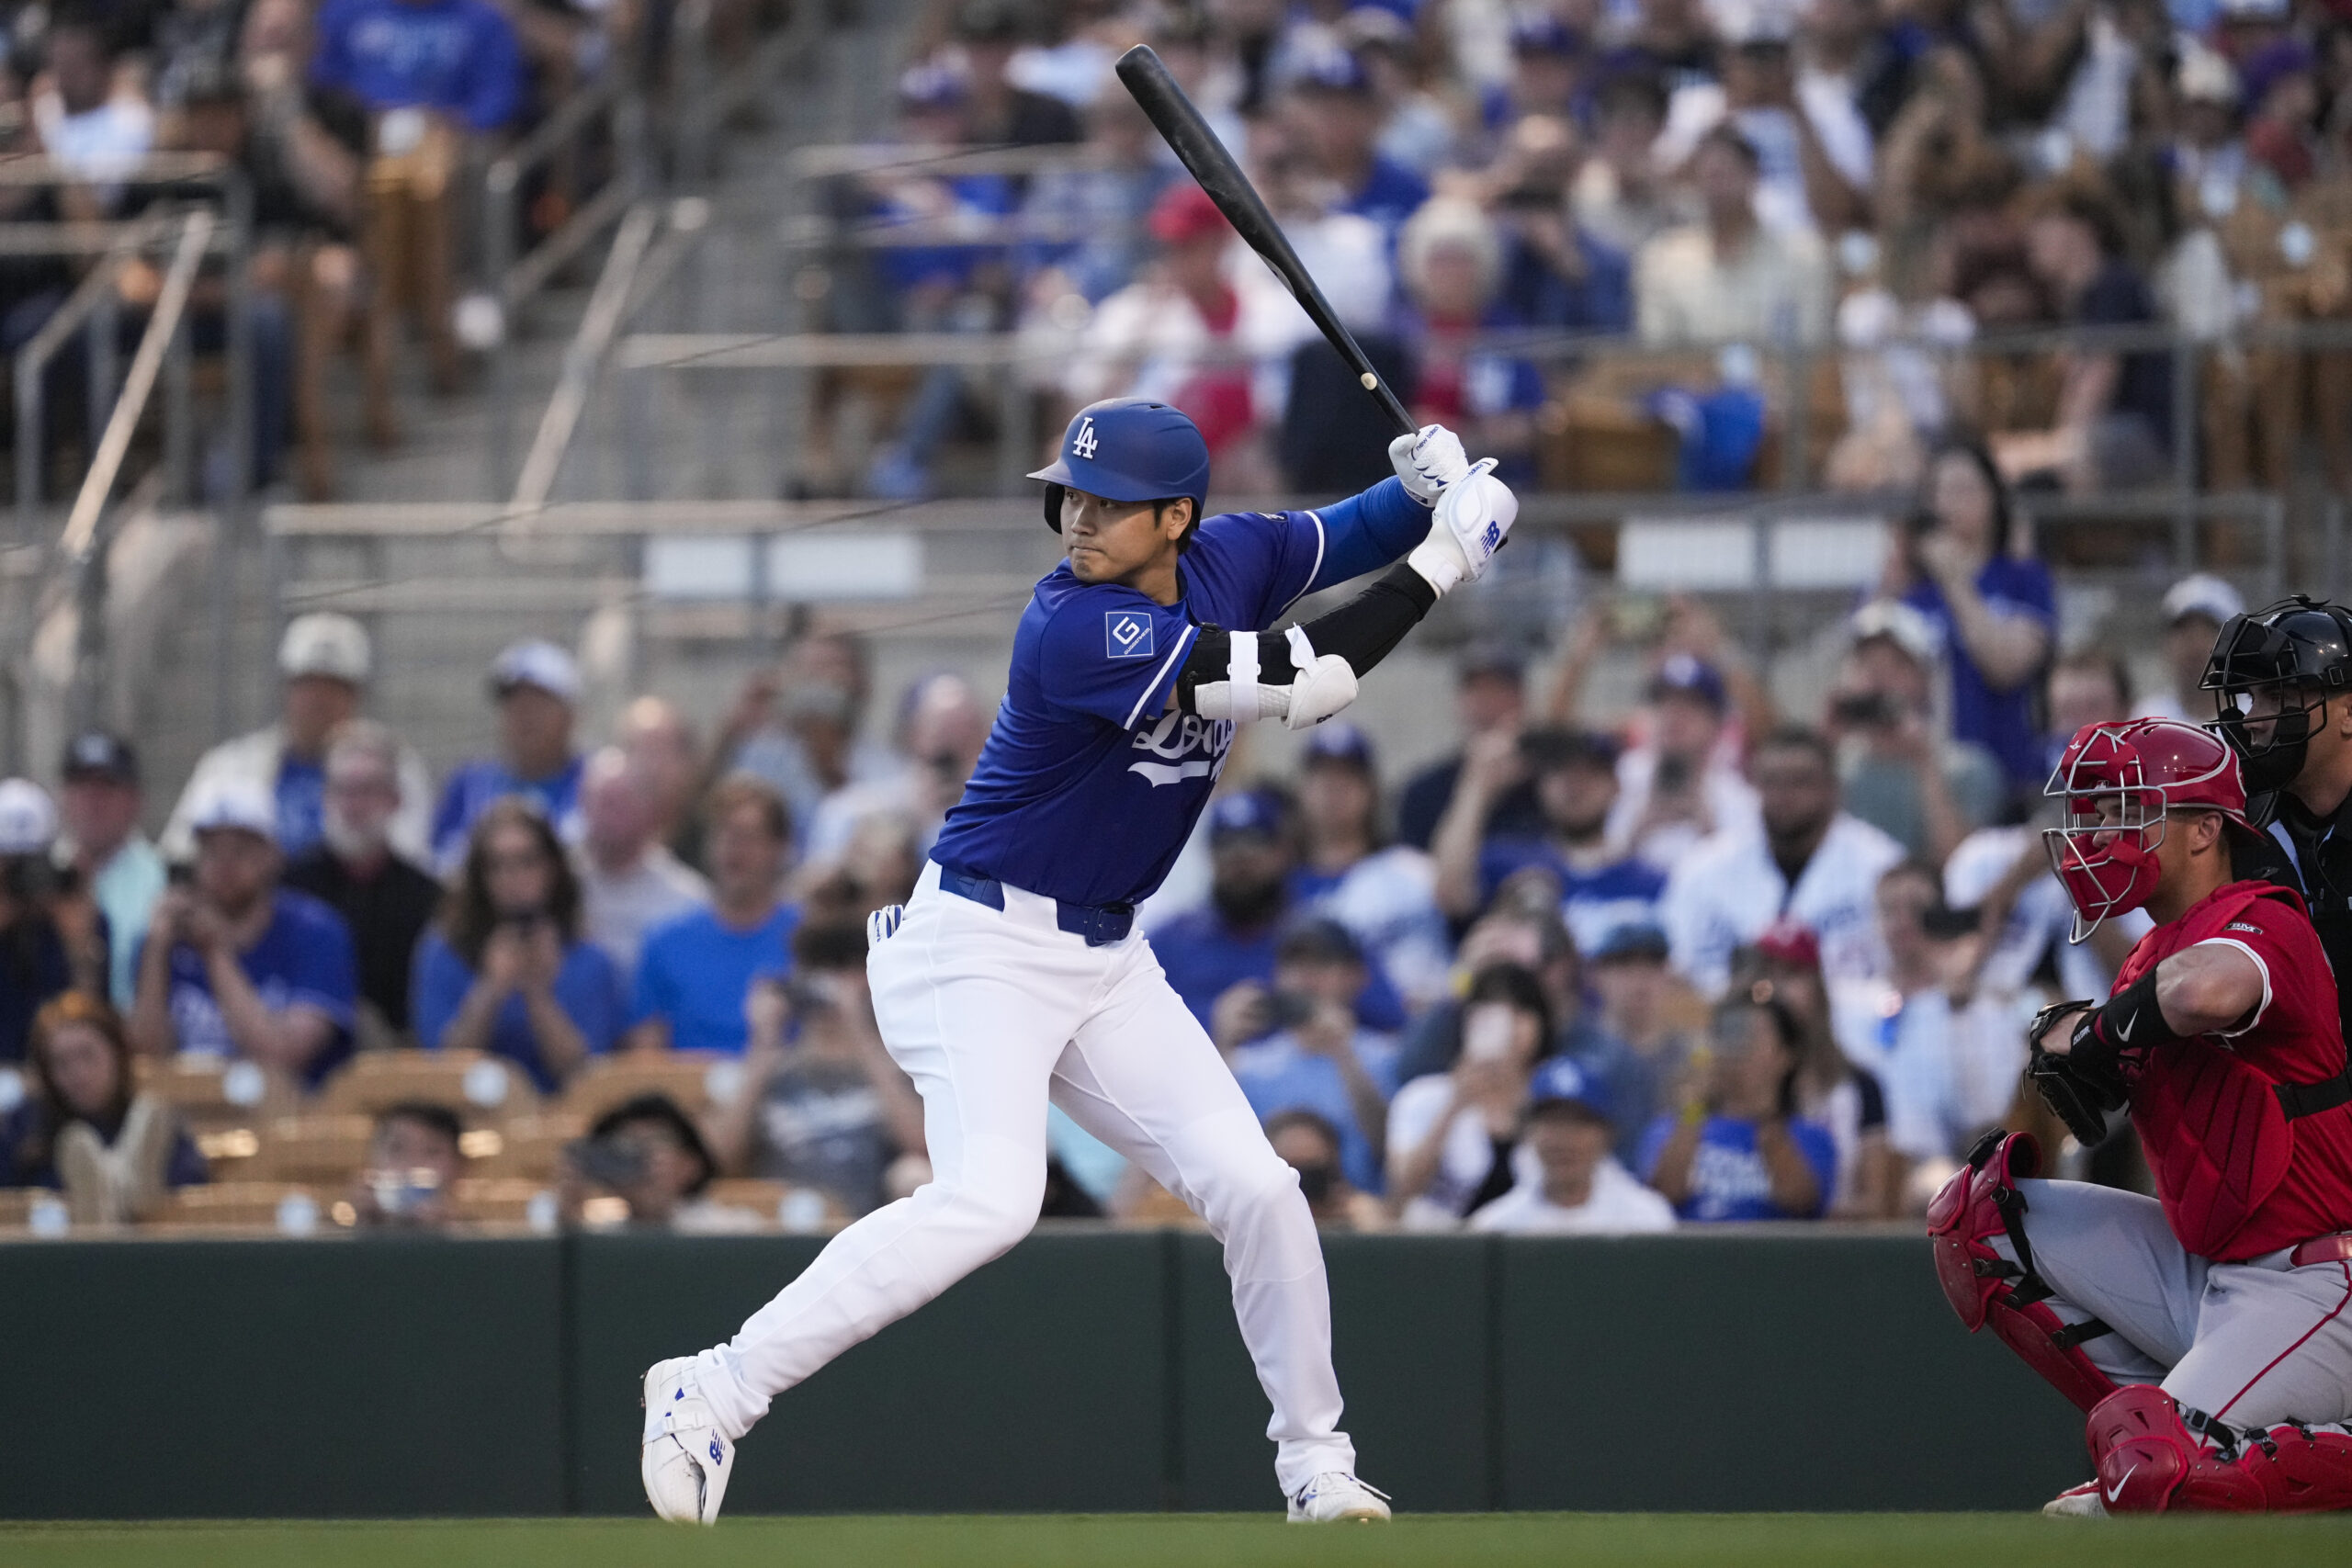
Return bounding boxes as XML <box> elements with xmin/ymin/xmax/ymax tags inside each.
<box><xmin>1408</xmin><ymin>460</ymin><xmax>1517</xmax><ymax>596</ymax></box>
<box><xmin>1388</xmin><ymin>423</ymin><xmax>1468</xmax><ymax>507</ymax></box>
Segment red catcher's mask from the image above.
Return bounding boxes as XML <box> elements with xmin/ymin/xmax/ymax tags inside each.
<box><xmin>2041</xmin><ymin>719</ymin><xmax>2248</xmax><ymax>942</ymax></box>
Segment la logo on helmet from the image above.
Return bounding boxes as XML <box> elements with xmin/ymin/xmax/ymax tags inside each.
<box><xmin>1072</xmin><ymin>416</ymin><xmax>1099</xmax><ymax>459</ymax></box>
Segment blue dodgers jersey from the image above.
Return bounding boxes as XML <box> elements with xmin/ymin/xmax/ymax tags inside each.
<box><xmin>932</xmin><ymin>508</ymin><xmax>1330</xmax><ymax>908</ymax></box>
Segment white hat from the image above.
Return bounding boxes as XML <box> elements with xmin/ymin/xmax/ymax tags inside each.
<box><xmin>489</xmin><ymin>639</ymin><xmax>581</xmax><ymax>704</ymax></box>
<box><xmin>0</xmin><ymin>779</ymin><xmax>59</xmax><ymax>856</ymax></box>
<box><xmin>187</xmin><ymin>779</ymin><xmax>277</xmax><ymax>844</ymax></box>
<box><xmin>279</xmin><ymin>614</ymin><xmax>372</xmax><ymax>683</ymax></box>
<box><xmin>2163</xmin><ymin>573</ymin><xmax>2245</xmax><ymax>627</ymax></box>
<box><xmin>2177</xmin><ymin>42</ymin><xmax>2241</xmax><ymax>107</ymax></box>
<box><xmin>1849</xmin><ymin>599</ymin><xmax>1940</xmax><ymax>665</ymax></box>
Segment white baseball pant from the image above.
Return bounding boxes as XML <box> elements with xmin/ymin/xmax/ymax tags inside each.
<box><xmin>686</xmin><ymin>861</ymin><xmax>1357</xmax><ymax>1495</ymax></box>
<box><xmin>2000</xmin><ymin>1179</ymin><xmax>2352</xmax><ymax>1430</ymax></box>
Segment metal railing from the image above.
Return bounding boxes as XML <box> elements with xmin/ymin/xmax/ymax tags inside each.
<box><xmin>59</xmin><ymin>210</ymin><xmax>214</xmax><ymax>732</ymax></box>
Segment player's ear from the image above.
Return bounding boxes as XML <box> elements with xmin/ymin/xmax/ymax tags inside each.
<box><xmin>1159</xmin><ymin>497</ymin><xmax>1195</xmax><ymax>544</ymax></box>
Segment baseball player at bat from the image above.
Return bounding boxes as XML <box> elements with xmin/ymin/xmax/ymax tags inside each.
<box><xmin>1929</xmin><ymin>717</ymin><xmax>2352</xmax><ymax>1516</ymax></box>
<box><xmin>639</xmin><ymin>397</ymin><xmax>1517</xmax><ymax>1525</ymax></box>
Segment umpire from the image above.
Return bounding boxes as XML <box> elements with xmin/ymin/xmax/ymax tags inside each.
<box><xmin>2204</xmin><ymin>596</ymin><xmax>2352</xmax><ymax>1054</ymax></box>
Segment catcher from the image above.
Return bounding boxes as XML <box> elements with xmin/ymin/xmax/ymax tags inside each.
<box><xmin>1929</xmin><ymin>717</ymin><xmax>2352</xmax><ymax>1516</ymax></box>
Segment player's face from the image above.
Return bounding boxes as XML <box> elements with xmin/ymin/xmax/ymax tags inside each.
<box><xmin>1060</xmin><ymin>490</ymin><xmax>1189</xmax><ymax>587</ymax></box>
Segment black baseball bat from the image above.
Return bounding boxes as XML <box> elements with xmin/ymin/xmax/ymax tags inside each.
<box><xmin>1114</xmin><ymin>44</ymin><xmax>1416</xmax><ymax>439</ymax></box>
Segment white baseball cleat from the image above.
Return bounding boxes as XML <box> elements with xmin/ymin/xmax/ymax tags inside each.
<box><xmin>1287</xmin><ymin>1472</ymin><xmax>1392</xmax><ymax>1523</ymax></box>
<box><xmin>2041</xmin><ymin>1480</ymin><xmax>2109</xmax><ymax>1517</ymax></box>
<box><xmin>641</xmin><ymin>1356</ymin><xmax>735</xmax><ymax>1524</ymax></box>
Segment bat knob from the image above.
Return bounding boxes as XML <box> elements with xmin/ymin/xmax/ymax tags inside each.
<box><xmin>1359</xmin><ymin>372</ymin><xmax>1377</xmax><ymax>390</ymax></box>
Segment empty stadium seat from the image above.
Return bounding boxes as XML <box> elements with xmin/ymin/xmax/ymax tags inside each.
<box><xmin>321</xmin><ymin>1049</ymin><xmax>538</xmax><ymax>1119</ymax></box>
<box><xmin>259</xmin><ymin>1115</ymin><xmax>378</xmax><ymax>1186</ymax></box>
<box><xmin>460</xmin><ymin>1112</ymin><xmax>584</xmax><ymax>1180</ymax></box>
<box><xmin>450</xmin><ymin>1177</ymin><xmax>560</xmax><ymax>1228</ymax></box>
<box><xmin>562</xmin><ymin>1052</ymin><xmax>734</xmax><ymax>1122</ymax></box>
<box><xmin>142</xmin><ymin>1055</ymin><xmax>298</xmax><ymax>1134</ymax></box>
<box><xmin>148</xmin><ymin>1183</ymin><xmax>329</xmax><ymax>1235</ymax></box>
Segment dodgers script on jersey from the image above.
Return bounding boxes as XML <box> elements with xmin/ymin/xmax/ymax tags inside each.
<box><xmin>933</xmin><ymin>505</ymin><xmax>1354</xmax><ymax>908</ymax></box>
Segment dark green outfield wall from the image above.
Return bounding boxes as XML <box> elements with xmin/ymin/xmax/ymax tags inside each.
<box><xmin>0</xmin><ymin>1228</ymin><xmax>2086</xmax><ymax>1517</ymax></box>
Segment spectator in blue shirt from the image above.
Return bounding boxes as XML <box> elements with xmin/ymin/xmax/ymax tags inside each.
<box><xmin>309</xmin><ymin>0</ymin><xmax>524</xmax><ymax>131</ymax></box>
<box><xmin>1637</xmin><ymin>994</ymin><xmax>1836</xmax><ymax>1222</ymax></box>
<box><xmin>2</xmin><ymin>993</ymin><xmax>206</xmax><ymax>1213</ymax></box>
<box><xmin>1210</xmin><ymin>919</ymin><xmax>1402</xmax><ymax>1196</ymax></box>
<box><xmin>0</xmin><ymin>780</ymin><xmax>90</xmax><ymax>1063</ymax></box>
<box><xmin>1154</xmin><ymin>790</ymin><xmax>1408</xmax><ymax>1035</ymax></box>
<box><xmin>130</xmin><ymin>782</ymin><xmax>358</xmax><ymax>1089</ymax></box>
<box><xmin>1875</xmin><ymin>442</ymin><xmax>2054</xmax><ymax>795</ymax></box>
<box><xmin>1432</xmin><ymin>727</ymin><xmax>1667</xmax><ymax>954</ymax></box>
<box><xmin>413</xmin><ymin>796</ymin><xmax>622</xmax><ymax>1092</ymax></box>
<box><xmin>627</xmin><ymin>775</ymin><xmax>801</xmax><ymax>1055</ymax></box>
<box><xmin>433</xmin><ymin>641</ymin><xmax>587</xmax><ymax>872</ymax></box>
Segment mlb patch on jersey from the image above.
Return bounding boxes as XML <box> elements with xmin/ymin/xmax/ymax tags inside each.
<box><xmin>1105</xmin><ymin>610</ymin><xmax>1155</xmax><ymax>660</ymax></box>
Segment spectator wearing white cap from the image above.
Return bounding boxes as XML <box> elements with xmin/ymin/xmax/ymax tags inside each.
<box><xmin>2136</xmin><ymin>573</ymin><xmax>2245</xmax><ymax>724</ymax></box>
<box><xmin>55</xmin><ymin>732</ymin><xmax>164</xmax><ymax>1009</ymax></box>
<box><xmin>0</xmin><ymin>780</ymin><xmax>91</xmax><ymax>1061</ymax></box>
<box><xmin>130</xmin><ymin>780</ymin><xmax>358</xmax><ymax>1088</ymax></box>
<box><xmin>430</xmin><ymin>640</ymin><xmax>586</xmax><ymax>873</ymax></box>
<box><xmin>1826</xmin><ymin>601</ymin><xmax>2005</xmax><ymax>865</ymax></box>
<box><xmin>1466</xmin><ymin>1056</ymin><xmax>1676</xmax><ymax>1235</ymax></box>
<box><xmin>163</xmin><ymin>614</ymin><xmax>435</xmax><ymax>864</ymax></box>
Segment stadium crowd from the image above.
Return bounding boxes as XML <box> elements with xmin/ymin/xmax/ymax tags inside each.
<box><xmin>0</xmin><ymin>525</ymin><xmax>2246</xmax><ymax>1235</ymax></box>
<box><xmin>814</xmin><ymin>0</ymin><xmax>2352</xmax><ymax>502</ymax></box>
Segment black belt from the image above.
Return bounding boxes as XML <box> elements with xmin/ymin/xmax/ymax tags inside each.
<box><xmin>935</xmin><ymin>863</ymin><xmax>1135</xmax><ymax>947</ymax></box>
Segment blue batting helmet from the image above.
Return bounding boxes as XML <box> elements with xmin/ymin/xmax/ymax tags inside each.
<box><xmin>1029</xmin><ymin>398</ymin><xmax>1211</xmax><ymax>535</ymax></box>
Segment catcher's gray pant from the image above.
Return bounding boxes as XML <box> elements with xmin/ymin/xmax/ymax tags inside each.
<box><xmin>1997</xmin><ymin>1179</ymin><xmax>2352</xmax><ymax>1430</ymax></box>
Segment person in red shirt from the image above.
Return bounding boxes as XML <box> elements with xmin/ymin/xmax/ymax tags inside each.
<box><xmin>1928</xmin><ymin>718</ymin><xmax>2352</xmax><ymax>1516</ymax></box>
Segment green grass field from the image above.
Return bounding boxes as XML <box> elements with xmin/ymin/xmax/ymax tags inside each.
<box><xmin>5</xmin><ymin>1514</ymin><xmax>2348</xmax><ymax>1568</ymax></box>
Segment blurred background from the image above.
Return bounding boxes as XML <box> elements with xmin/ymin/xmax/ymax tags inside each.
<box><xmin>0</xmin><ymin>0</ymin><xmax>2331</xmax><ymax>1252</ymax></box>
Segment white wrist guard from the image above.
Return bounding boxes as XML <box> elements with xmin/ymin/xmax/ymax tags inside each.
<box><xmin>1189</xmin><ymin>626</ymin><xmax>1360</xmax><ymax>728</ymax></box>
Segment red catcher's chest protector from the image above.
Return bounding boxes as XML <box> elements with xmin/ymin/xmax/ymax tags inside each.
<box><xmin>2120</xmin><ymin>883</ymin><xmax>2305</xmax><ymax>1259</ymax></box>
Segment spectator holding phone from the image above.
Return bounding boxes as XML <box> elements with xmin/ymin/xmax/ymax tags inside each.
<box><xmin>702</xmin><ymin>919</ymin><xmax>924</xmax><ymax>1220</ymax></box>
<box><xmin>1468</xmin><ymin>1056</ymin><xmax>1677</xmax><ymax>1235</ymax></box>
<box><xmin>1209</xmin><ymin>919</ymin><xmax>1401</xmax><ymax>1198</ymax></box>
<box><xmin>1264</xmin><ymin>1110</ymin><xmax>1392</xmax><ymax>1232</ymax></box>
<box><xmin>1872</xmin><ymin>441</ymin><xmax>2053</xmax><ymax>797</ymax></box>
<box><xmin>564</xmin><ymin>1092</ymin><xmax>765</xmax><ymax>1233</ymax></box>
<box><xmin>1385</xmin><ymin>963</ymin><xmax>1554</xmax><ymax>1230</ymax></box>
<box><xmin>130</xmin><ymin>782</ymin><xmax>357</xmax><ymax>1087</ymax></box>
<box><xmin>412</xmin><ymin>797</ymin><xmax>623</xmax><ymax>1092</ymax></box>
<box><xmin>1638</xmin><ymin>994</ymin><xmax>1836</xmax><ymax>1223</ymax></box>
<box><xmin>1575</xmin><ymin>922</ymin><xmax>1700</xmax><ymax>1161</ymax></box>
<box><xmin>1826</xmin><ymin>601</ymin><xmax>2003</xmax><ymax>865</ymax></box>
<box><xmin>345</xmin><ymin>1101</ymin><xmax>464</xmax><ymax>1229</ymax></box>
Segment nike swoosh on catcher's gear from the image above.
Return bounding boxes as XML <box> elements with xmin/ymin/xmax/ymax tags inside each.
<box><xmin>2105</xmin><ymin>1464</ymin><xmax>2137</xmax><ymax>1503</ymax></box>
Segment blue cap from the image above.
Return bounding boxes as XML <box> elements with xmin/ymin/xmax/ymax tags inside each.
<box><xmin>1589</xmin><ymin>921</ymin><xmax>1670</xmax><ymax>964</ymax></box>
<box><xmin>1209</xmin><ymin>788</ymin><xmax>1288</xmax><ymax>841</ymax></box>
<box><xmin>1510</xmin><ymin>15</ymin><xmax>1583</xmax><ymax>56</ymax></box>
<box><xmin>1290</xmin><ymin>47</ymin><xmax>1373</xmax><ymax>96</ymax></box>
<box><xmin>1302</xmin><ymin>720</ymin><xmax>1375</xmax><ymax>773</ymax></box>
<box><xmin>1528</xmin><ymin>1055</ymin><xmax>1613</xmax><ymax>1121</ymax></box>
<box><xmin>1029</xmin><ymin>399</ymin><xmax>1211</xmax><ymax>534</ymax></box>
<box><xmin>1647</xmin><ymin>652</ymin><xmax>1727</xmax><ymax>713</ymax></box>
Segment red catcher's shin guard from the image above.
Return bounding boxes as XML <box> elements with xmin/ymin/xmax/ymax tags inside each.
<box><xmin>2237</xmin><ymin>1421</ymin><xmax>2352</xmax><ymax>1512</ymax></box>
<box><xmin>2088</xmin><ymin>1387</ymin><xmax>2265</xmax><ymax>1513</ymax></box>
<box><xmin>1927</xmin><ymin>1131</ymin><xmax>2120</xmax><ymax>1412</ymax></box>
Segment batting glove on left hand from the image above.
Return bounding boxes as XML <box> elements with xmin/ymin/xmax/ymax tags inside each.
<box><xmin>1408</xmin><ymin>459</ymin><xmax>1517</xmax><ymax>595</ymax></box>
<box><xmin>1389</xmin><ymin>423</ymin><xmax>1468</xmax><ymax>507</ymax></box>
